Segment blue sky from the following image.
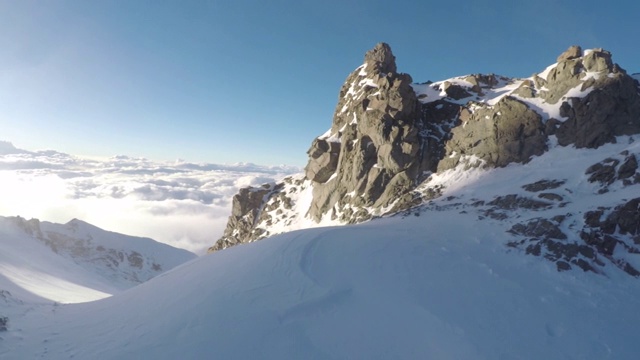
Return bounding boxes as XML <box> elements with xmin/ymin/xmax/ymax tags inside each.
<box><xmin>1</xmin><ymin>0</ymin><xmax>638</xmax><ymax>166</ymax></box>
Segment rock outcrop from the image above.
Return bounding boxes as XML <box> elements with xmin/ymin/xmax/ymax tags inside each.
<box><xmin>507</xmin><ymin>196</ymin><xmax>640</xmax><ymax>276</ymax></box>
<box><xmin>532</xmin><ymin>48</ymin><xmax>640</xmax><ymax>147</ymax></box>
<box><xmin>556</xmin><ymin>45</ymin><xmax>582</xmax><ymax>62</ymax></box>
<box><xmin>555</xmin><ymin>72</ymin><xmax>640</xmax><ymax>148</ymax></box>
<box><xmin>305</xmin><ymin>43</ymin><xmax>429</xmax><ymax>222</ymax></box>
<box><xmin>437</xmin><ymin>96</ymin><xmax>547</xmax><ymax>171</ymax></box>
<box><xmin>208</xmin><ymin>184</ymin><xmax>277</xmax><ymax>252</ymax></box>
<box><xmin>209</xmin><ymin>44</ymin><xmax>640</xmax><ymax>257</ymax></box>
<box><xmin>211</xmin><ymin>43</ymin><xmax>434</xmax><ymax>252</ymax></box>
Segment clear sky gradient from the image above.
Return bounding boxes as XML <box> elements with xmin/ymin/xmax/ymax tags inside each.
<box><xmin>1</xmin><ymin>0</ymin><xmax>638</xmax><ymax>166</ymax></box>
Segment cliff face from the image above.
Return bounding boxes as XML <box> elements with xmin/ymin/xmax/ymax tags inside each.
<box><xmin>210</xmin><ymin>43</ymin><xmax>433</xmax><ymax>252</ymax></box>
<box><xmin>209</xmin><ymin>44</ymin><xmax>640</xmax><ymax>258</ymax></box>
<box><xmin>305</xmin><ymin>43</ymin><xmax>432</xmax><ymax>223</ymax></box>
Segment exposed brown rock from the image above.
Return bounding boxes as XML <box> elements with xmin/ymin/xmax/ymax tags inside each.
<box><xmin>556</xmin><ymin>45</ymin><xmax>582</xmax><ymax>62</ymax></box>
<box><xmin>306</xmin><ymin>42</ymin><xmax>428</xmax><ymax>221</ymax></box>
<box><xmin>437</xmin><ymin>96</ymin><xmax>547</xmax><ymax>171</ymax></box>
<box><xmin>208</xmin><ymin>184</ymin><xmax>275</xmax><ymax>252</ymax></box>
<box><xmin>556</xmin><ymin>74</ymin><xmax>640</xmax><ymax>148</ymax></box>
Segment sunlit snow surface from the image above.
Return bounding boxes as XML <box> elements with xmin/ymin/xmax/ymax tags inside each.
<box><xmin>0</xmin><ymin>141</ymin><xmax>297</xmax><ymax>254</ymax></box>
<box><xmin>0</xmin><ymin>217</ymin><xmax>195</xmax><ymax>304</ymax></box>
<box><xmin>2</xmin><ymin>137</ymin><xmax>640</xmax><ymax>359</ymax></box>
<box><xmin>3</xmin><ymin>212</ymin><xmax>640</xmax><ymax>359</ymax></box>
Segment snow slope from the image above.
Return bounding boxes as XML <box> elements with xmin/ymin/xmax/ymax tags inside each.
<box><xmin>3</xmin><ymin>137</ymin><xmax>640</xmax><ymax>359</ymax></box>
<box><xmin>0</xmin><ymin>216</ymin><xmax>195</xmax><ymax>304</ymax></box>
<box><xmin>0</xmin><ymin>219</ymin><xmax>117</xmax><ymax>304</ymax></box>
<box><xmin>3</xmin><ymin>213</ymin><xmax>639</xmax><ymax>359</ymax></box>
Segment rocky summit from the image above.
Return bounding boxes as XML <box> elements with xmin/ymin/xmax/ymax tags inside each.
<box><xmin>209</xmin><ymin>44</ymin><xmax>640</xmax><ymax>276</ymax></box>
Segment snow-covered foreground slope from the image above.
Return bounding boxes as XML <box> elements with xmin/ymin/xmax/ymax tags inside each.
<box><xmin>0</xmin><ymin>216</ymin><xmax>195</xmax><ymax>304</ymax></box>
<box><xmin>4</xmin><ymin>141</ymin><xmax>640</xmax><ymax>359</ymax></box>
<box><xmin>0</xmin><ymin>220</ymin><xmax>118</xmax><ymax>304</ymax></box>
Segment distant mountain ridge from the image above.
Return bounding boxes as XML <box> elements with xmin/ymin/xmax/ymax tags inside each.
<box><xmin>0</xmin><ymin>215</ymin><xmax>195</xmax><ymax>303</ymax></box>
<box><xmin>210</xmin><ymin>44</ymin><xmax>640</xmax><ymax>276</ymax></box>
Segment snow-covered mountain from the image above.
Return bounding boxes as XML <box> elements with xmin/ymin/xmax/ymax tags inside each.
<box><xmin>0</xmin><ymin>216</ymin><xmax>195</xmax><ymax>303</ymax></box>
<box><xmin>210</xmin><ymin>44</ymin><xmax>640</xmax><ymax>277</ymax></box>
<box><xmin>2</xmin><ymin>43</ymin><xmax>640</xmax><ymax>359</ymax></box>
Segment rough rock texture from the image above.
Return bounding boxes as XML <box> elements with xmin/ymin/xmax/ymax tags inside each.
<box><xmin>522</xmin><ymin>179</ymin><xmax>566</xmax><ymax>192</ymax></box>
<box><xmin>509</xmin><ymin>218</ymin><xmax>567</xmax><ymax>240</ymax></box>
<box><xmin>208</xmin><ymin>184</ymin><xmax>277</xmax><ymax>252</ymax></box>
<box><xmin>585</xmin><ymin>152</ymin><xmax>640</xmax><ymax>192</ymax></box>
<box><xmin>305</xmin><ymin>42</ymin><xmax>429</xmax><ymax>222</ymax></box>
<box><xmin>555</xmin><ymin>72</ymin><xmax>640</xmax><ymax>148</ymax></box>
<box><xmin>536</xmin><ymin>47</ymin><xmax>612</xmax><ymax>105</ymax></box>
<box><xmin>305</xmin><ymin>139</ymin><xmax>340</xmax><ymax>183</ymax></box>
<box><xmin>532</xmin><ymin>47</ymin><xmax>640</xmax><ymax>147</ymax></box>
<box><xmin>211</xmin><ymin>43</ymin><xmax>435</xmax><ymax>252</ymax></box>
<box><xmin>506</xmin><ymin>197</ymin><xmax>640</xmax><ymax>276</ymax></box>
<box><xmin>437</xmin><ymin>96</ymin><xmax>547</xmax><ymax>171</ymax></box>
<box><xmin>209</xmin><ymin>44</ymin><xmax>640</xmax><ymax>255</ymax></box>
<box><xmin>502</xmin><ymin>149</ymin><xmax>640</xmax><ymax>275</ymax></box>
<box><xmin>556</xmin><ymin>45</ymin><xmax>582</xmax><ymax>62</ymax></box>
<box><xmin>579</xmin><ymin>198</ymin><xmax>640</xmax><ymax>275</ymax></box>
<box><xmin>480</xmin><ymin>194</ymin><xmax>554</xmax><ymax>221</ymax></box>
<box><xmin>364</xmin><ymin>42</ymin><xmax>397</xmax><ymax>73</ymax></box>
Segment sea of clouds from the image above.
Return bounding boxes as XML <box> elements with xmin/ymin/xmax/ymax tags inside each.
<box><xmin>0</xmin><ymin>141</ymin><xmax>298</xmax><ymax>254</ymax></box>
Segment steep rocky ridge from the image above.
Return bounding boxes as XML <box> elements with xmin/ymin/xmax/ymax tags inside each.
<box><xmin>305</xmin><ymin>43</ymin><xmax>430</xmax><ymax>222</ymax></box>
<box><xmin>210</xmin><ymin>43</ymin><xmax>640</xmax><ymax>273</ymax></box>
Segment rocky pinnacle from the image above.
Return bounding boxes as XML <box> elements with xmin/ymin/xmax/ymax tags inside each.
<box><xmin>209</xmin><ymin>44</ymin><xmax>640</xmax><ymax>254</ymax></box>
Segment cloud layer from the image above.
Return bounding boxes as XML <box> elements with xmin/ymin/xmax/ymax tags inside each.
<box><xmin>0</xmin><ymin>141</ymin><xmax>298</xmax><ymax>254</ymax></box>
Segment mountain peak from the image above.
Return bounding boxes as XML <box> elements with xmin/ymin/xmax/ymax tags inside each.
<box><xmin>363</xmin><ymin>42</ymin><xmax>397</xmax><ymax>73</ymax></box>
<box><xmin>210</xmin><ymin>44</ymin><xmax>640</xmax><ymax>276</ymax></box>
<box><xmin>556</xmin><ymin>45</ymin><xmax>583</xmax><ymax>62</ymax></box>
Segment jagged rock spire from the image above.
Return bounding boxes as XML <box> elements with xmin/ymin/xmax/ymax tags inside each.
<box><xmin>364</xmin><ymin>42</ymin><xmax>397</xmax><ymax>73</ymax></box>
<box><xmin>304</xmin><ymin>42</ymin><xmax>427</xmax><ymax>221</ymax></box>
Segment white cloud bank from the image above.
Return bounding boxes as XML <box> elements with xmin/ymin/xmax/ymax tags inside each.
<box><xmin>0</xmin><ymin>141</ymin><xmax>299</xmax><ymax>254</ymax></box>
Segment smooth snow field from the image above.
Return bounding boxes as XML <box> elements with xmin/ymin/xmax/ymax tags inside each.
<box><xmin>2</xmin><ymin>211</ymin><xmax>640</xmax><ymax>359</ymax></box>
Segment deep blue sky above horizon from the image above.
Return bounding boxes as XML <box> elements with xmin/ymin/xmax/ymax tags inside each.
<box><xmin>1</xmin><ymin>0</ymin><xmax>638</xmax><ymax>166</ymax></box>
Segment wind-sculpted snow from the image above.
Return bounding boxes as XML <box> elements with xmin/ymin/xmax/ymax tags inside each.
<box><xmin>3</xmin><ymin>209</ymin><xmax>640</xmax><ymax>358</ymax></box>
<box><xmin>0</xmin><ymin>142</ymin><xmax>298</xmax><ymax>253</ymax></box>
